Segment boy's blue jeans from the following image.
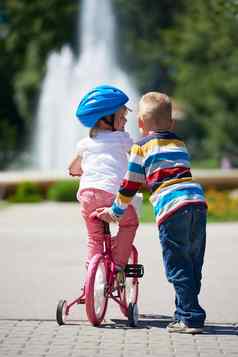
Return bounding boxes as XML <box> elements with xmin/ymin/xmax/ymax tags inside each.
<box><xmin>159</xmin><ymin>203</ymin><xmax>207</xmax><ymax>328</ymax></box>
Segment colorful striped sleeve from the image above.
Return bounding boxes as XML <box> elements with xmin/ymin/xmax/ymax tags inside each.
<box><xmin>111</xmin><ymin>144</ymin><xmax>145</xmax><ymax>217</ymax></box>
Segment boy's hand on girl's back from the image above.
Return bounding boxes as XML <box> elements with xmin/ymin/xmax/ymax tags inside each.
<box><xmin>95</xmin><ymin>207</ymin><xmax>119</xmax><ymax>223</ymax></box>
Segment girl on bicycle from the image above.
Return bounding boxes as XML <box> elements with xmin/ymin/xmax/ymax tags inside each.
<box><xmin>69</xmin><ymin>85</ymin><xmax>139</xmax><ymax>269</ymax></box>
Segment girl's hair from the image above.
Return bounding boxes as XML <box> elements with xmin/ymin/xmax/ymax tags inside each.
<box><xmin>89</xmin><ymin>114</ymin><xmax>115</xmax><ymax>138</ymax></box>
<box><xmin>89</xmin><ymin>128</ymin><xmax>99</xmax><ymax>138</ymax></box>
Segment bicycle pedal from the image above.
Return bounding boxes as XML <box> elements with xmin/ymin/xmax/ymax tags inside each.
<box><xmin>125</xmin><ymin>264</ymin><xmax>144</xmax><ymax>278</ymax></box>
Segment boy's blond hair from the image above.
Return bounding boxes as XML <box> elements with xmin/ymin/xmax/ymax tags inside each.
<box><xmin>139</xmin><ymin>92</ymin><xmax>172</xmax><ymax>128</ymax></box>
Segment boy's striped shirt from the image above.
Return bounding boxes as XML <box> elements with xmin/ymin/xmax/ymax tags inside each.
<box><xmin>112</xmin><ymin>131</ymin><xmax>207</xmax><ymax>224</ymax></box>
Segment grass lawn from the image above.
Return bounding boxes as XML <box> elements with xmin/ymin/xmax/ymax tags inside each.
<box><xmin>0</xmin><ymin>201</ymin><xmax>9</xmax><ymax>209</ymax></box>
<box><xmin>140</xmin><ymin>201</ymin><xmax>154</xmax><ymax>223</ymax></box>
<box><xmin>191</xmin><ymin>158</ymin><xmax>219</xmax><ymax>169</ymax></box>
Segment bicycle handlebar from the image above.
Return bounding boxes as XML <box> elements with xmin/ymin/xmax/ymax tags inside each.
<box><xmin>89</xmin><ymin>211</ymin><xmax>111</xmax><ymax>235</ymax></box>
<box><xmin>103</xmin><ymin>221</ymin><xmax>110</xmax><ymax>235</ymax></box>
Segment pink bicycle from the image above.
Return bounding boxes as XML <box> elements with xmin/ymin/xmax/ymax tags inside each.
<box><xmin>56</xmin><ymin>220</ymin><xmax>144</xmax><ymax>327</ymax></box>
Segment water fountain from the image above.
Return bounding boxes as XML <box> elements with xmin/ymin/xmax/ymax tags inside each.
<box><xmin>33</xmin><ymin>0</ymin><xmax>139</xmax><ymax>171</ymax></box>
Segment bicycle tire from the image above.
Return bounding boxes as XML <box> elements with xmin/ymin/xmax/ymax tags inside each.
<box><xmin>56</xmin><ymin>299</ymin><xmax>68</xmax><ymax>326</ymax></box>
<box><xmin>119</xmin><ymin>246</ymin><xmax>139</xmax><ymax>317</ymax></box>
<box><xmin>85</xmin><ymin>254</ymin><xmax>109</xmax><ymax>326</ymax></box>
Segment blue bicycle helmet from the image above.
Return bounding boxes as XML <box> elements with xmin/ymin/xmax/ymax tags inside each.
<box><xmin>76</xmin><ymin>85</ymin><xmax>129</xmax><ymax>128</ymax></box>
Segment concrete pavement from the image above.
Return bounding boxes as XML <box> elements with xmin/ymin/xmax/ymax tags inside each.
<box><xmin>0</xmin><ymin>203</ymin><xmax>237</xmax><ymax>356</ymax></box>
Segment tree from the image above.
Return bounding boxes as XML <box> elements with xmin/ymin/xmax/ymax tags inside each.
<box><xmin>164</xmin><ymin>0</ymin><xmax>238</xmax><ymax>164</ymax></box>
<box><xmin>2</xmin><ymin>0</ymin><xmax>238</xmax><ymax>168</ymax></box>
<box><xmin>0</xmin><ymin>14</ymin><xmax>23</xmax><ymax>168</ymax></box>
<box><xmin>112</xmin><ymin>0</ymin><xmax>185</xmax><ymax>93</ymax></box>
<box><xmin>0</xmin><ymin>0</ymin><xmax>78</xmax><ymax>168</ymax></box>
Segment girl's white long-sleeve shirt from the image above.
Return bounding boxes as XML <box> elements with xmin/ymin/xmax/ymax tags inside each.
<box><xmin>76</xmin><ymin>131</ymin><xmax>133</xmax><ymax>194</ymax></box>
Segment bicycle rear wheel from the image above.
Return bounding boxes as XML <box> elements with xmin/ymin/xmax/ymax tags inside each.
<box><xmin>56</xmin><ymin>299</ymin><xmax>68</xmax><ymax>325</ymax></box>
<box><xmin>85</xmin><ymin>254</ymin><xmax>109</xmax><ymax>326</ymax></box>
<box><xmin>119</xmin><ymin>246</ymin><xmax>139</xmax><ymax>317</ymax></box>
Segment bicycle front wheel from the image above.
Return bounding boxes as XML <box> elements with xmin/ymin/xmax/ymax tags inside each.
<box><xmin>85</xmin><ymin>254</ymin><xmax>109</xmax><ymax>326</ymax></box>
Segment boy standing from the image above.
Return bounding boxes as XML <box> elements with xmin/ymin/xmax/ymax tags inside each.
<box><xmin>97</xmin><ymin>92</ymin><xmax>207</xmax><ymax>334</ymax></box>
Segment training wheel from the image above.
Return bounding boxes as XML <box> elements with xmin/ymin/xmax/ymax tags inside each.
<box><xmin>56</xmin><ymin>299</ymin><xmax>68</xmax><ymax>325</ymax></box>
<box><xmin>128</xmin><ymin>302</ymin><xmax>139</xmax><ymax>327</ymax></box>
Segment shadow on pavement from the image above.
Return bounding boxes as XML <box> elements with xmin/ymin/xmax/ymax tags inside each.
<box><xmin>105</xmin><ymin>314</ymin><xmax>172</xmax><ymax>330</ymax></box>
<box><xmin>105</xmin><ymin>314</ymin><xmax>238</xmax><ymax>335</ymax></box>
<box><xmin>204</xmin><ymin>324</ymin><xmax>238</xmax><ymax>335</ymax></box>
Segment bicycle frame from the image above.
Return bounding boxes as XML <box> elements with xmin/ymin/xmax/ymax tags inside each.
<box><xmin>88</xmin><ymin>221</ymin><xmax>134</xmax><ymax>312</ymax></box>
<box><xmin>58</xmin><ymin>220</ymin><xmax>141</xmax><ymax>322</ymax></box>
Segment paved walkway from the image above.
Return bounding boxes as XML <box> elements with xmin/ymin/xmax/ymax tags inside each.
<box><xmin>0</xmin><ymin>203</ymin><xmax>237</xmax><ymax>356</ymax></box>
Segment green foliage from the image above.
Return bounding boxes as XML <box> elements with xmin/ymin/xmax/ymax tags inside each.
<box><xmin>139</xmin><ymin>189</ymin><xmax>154</xmax><ymax>222</ymax></box>
<box><xmin>191</xmin><ymin>159</ymin><xmax>219</xmax><ymax>169</ymax></box>
<box><xmin>6</xmin><ymin>0</ymin><xmax>78</xmax><ymax>121</ymax></box>
<box><xmin>8</xmin><ymin>181</ymin><xmax>43</xmax><ymax>203</ymax></box>
<box><xmin>0</xmin><ymin>119</ymin><xmax>17</xmax><ymax>167</ymax></box>
<box><xmin>0</xmin><ymin>27</ymin><xmax>24</xmax><ymax>168</ymax></box>
<box><xmin>140</xmin><ymin>200</ymin><xmax>154</xmax><ymax>223</ymax></box>
<box><xmin>112</xmin><ymin>0</ymin><xmax>185</xmax><ymax>92</ymax></box>
<box><xmin>0</xmin><ymin>201</ymin><xmax>9</xmax><ymax>210</ymax></box>
<box><xmin>140</xmin><ymin>187</ymin><xmax>238</xmax><ymax>223</ymax></box>
<box><xmin>164</xmin><ymin>0</ymin><xmax>238</xmax><ymax>163</ymax></box>
<box><xmin>47</xmin><ymin>180</ymin><xmax>78</xmax><ymax>202</ymax></box>
<box><xmin>1</xmin><ymin>0</ymin><xmax>238</xmax><ymax>168</ymax></box>
<box><xmin>0</xmin><ymin>0</ymin><xmax>78</xmax><ymax>167</ymax></box>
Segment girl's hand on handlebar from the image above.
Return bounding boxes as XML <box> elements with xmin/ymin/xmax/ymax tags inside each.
<box><xmin>96</xmin><ymin>207</ymin><xmax>119</xmax><ymax>223</ymax></box>
<box><xmin>68</xmin><ymin>155</ymin><xmax>83</xmax><ymax>176</ymax></box>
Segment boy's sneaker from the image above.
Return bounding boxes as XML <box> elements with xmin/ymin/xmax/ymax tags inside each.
<box><xmin>167</xmin><ymin>320</ymin><xmax>203</xmax><ymax>334</ymax></box>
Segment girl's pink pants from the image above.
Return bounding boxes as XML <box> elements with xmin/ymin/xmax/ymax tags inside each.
<box><xmin>78</xmin><ymin>188</ymin><xmax>139</xmax><ymax>267</ymax></box>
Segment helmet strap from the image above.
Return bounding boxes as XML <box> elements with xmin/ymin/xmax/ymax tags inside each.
<box><xmin>101</xmin><ymin>114</ymin><xmax>116</xmax><ymax>131</ymax></box>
